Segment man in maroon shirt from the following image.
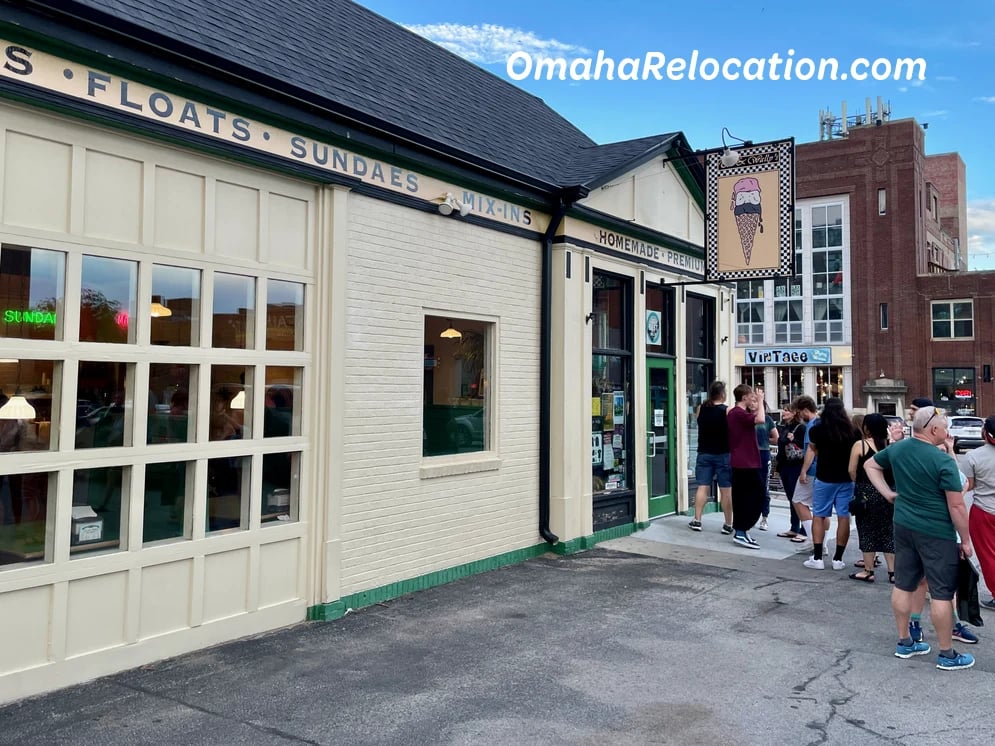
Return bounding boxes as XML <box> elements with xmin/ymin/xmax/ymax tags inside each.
<box><xmin>728</xmin><ymin>384</ymin><xmax>766</xmax><ymax>548</ymax></box>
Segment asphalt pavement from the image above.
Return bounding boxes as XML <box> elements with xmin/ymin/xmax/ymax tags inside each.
<box><xmin>1</xmin><ymin>502</ymin><xmax>993</xmax><ymax>745</ymax></box>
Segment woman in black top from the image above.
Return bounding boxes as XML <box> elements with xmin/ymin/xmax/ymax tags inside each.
<box><xmin>847</xmin><ymin>413</ymin><xmax>896</xmax><ymax>582</ymax></box>
<box><xmin>775</xmin><ymin>405</ymin><xmax>808</xmax><ymax>540</ymax></box>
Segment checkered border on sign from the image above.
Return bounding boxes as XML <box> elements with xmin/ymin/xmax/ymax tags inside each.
<box><xmin>705</xmin><ymin>138</ymin><xmax>794</xmax><ymax>282</ymax></box>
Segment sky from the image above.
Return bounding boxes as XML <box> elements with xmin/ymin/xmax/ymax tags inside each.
<box><xmin>357</xmin><ymin>0</ymin><xmax>995</xmax><ymax>268</ymax></box>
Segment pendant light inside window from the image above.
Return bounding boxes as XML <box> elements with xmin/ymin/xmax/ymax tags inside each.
<box><xmin>0</xmin><ymin>360</ymin><xmax>36</xmax><ymax>420</ymax></box>
<box><xmin>440</xmin><ymin>320</ymin><xmax>462</xmax><ymax>339</ymax></box>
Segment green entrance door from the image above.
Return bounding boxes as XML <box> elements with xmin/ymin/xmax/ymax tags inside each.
<box><xmin>646</xmin><ymin>358</ymin><xmax>676</xmax><ymax>517</ymax></box>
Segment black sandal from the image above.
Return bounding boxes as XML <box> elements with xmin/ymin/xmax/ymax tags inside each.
<box><xmin>849</xmin><ymin>571</ymin><xmax>875</xmax><ymax>583</ymax></box>
<box><xmin>888</xmin><ymin>572</ymin><xmax>895</xmax><ymax>584</ymax></box>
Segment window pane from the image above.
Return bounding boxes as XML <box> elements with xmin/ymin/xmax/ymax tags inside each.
<box><xmin>151</xmin><ymin>265</ymin><xmax>200</xmax><ymax>346</ymax></box>
<box><xmin>933</xmin><ymin>320</ymin><xmax>950</xmax><ymax>338</ymax></box>
<box><xmin>147</xmin><ymin>363</ymin><xmax>194</xmax><ymax>445</ymax></box>
<box><xmin>265</xmin><ymin>367</ymin><xmax>301</xmax><ymax>437</ymax></box>
<box><xmin>592</xmin><ymin>353</ymin><xmax>630</xmax><ymax>494</ymax></box>
<box><xmin>71</xmin><ymin>466</ymin><xmax>124</xmax><ymax>555</ymax></box>
<box><xmin>592</xmin><ymin>274</ymin><xmax>629</xmax><ymax>351</ymax></box>
<box><xmin>827</xmin><ymin>227</ymin><xmax>843</xmax><ymax>246</ymax></box>
<box><xmin>953</xmin><ymin>302</ymin><xmax>973</xmax><ymax>320</ymax></box>
<box><xmin>210</xmin><ymin>365</ymin><xmax>250</xmax><ymax>440</ymax></box>
<box><xmin>143</xmin><ymin>461</ymin><xmax>191</xmax><ymax>543</ymax></box>
<box><xmin>954</xmin><ymin>320</ymin><xmax>973</xmax><ymax>338</ymax></box>
<box><xmin>932</xmin><ymin>304</ymin><xmax>951</xmax><ymax>321</ymax></box>
<box><xmin>207</xmin><ymin>455</ymin><xmax>249</xmax><ymax>532</ymax></box>
<box><xmin>262</xmin><ymin>451</ymin><xmax>299</xmax><ymax>524</ymax></box>
<box><xmin>0</xmin><ymin>471</ymin><xmax>51</xmax><ymax>567</ymax></box>
<box><xmin>0</xmin><ymin>245</ymin><xmax>64</xmax><ymax>341</ymax></box>
<box><xmin>811</xmin><ymin>228</ymin><xmax>826</xmax><ymax>249</ymax></box>
<box><xmin>75</xmin><ymin>362</ymin><xmax>132</xmax><ymax>448</ymax></box>
<box><xmin>266</xmin><ymin>279</ymin><xmax>304</xmax><ymax>351</ymax></box>
<box><xmin>213</xmin><ymin>273</ymin><xmax>255</xmax><ymax>349</ymax></box>
<box><xmin>423</xmin><ymin>316</ymin><xmax>490</xmax><ymax>457</ymax></box>
<box><xmin>80</xmin><ymin>255</ymin><xmax>136</xmax><ymax>344</ymax></box>
<box><xmin>0</xmin><ymin>359</ymin><xmax>56</xmax><ymax>450</ymax></box>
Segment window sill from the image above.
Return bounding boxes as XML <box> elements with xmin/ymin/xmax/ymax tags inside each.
<box><xmin>420</xmin><ymin>453</ymin><xmax>502</xmax><ymax>479</ymax></box>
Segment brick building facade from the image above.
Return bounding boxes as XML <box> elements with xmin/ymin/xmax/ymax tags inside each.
<box><xmin>796</xmin><ymin>115</ymin><xmax>993</xmax><ymax>418</ymax></box>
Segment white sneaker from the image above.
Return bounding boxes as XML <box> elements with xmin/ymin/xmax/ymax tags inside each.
<box><xmin>803</xmin><ymin>557</ymin><xmax>825</xmax><ymax>570</ymax></box>
<box><xmin>758</xmin><ymin>517</ymin><xmax>769</xmax><ymax>531</ymax></box>
<box><xmin>831</xmin><ymin>560</ymin><xmax>846</xmax><ymax>570</ymax></box>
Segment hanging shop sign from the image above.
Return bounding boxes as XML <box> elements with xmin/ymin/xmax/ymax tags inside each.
<box><xmin>744</xmin><ymin>347</ymin><xmax>831</xmax><ymax>365</ymax></box>
<box><xmin>0</xmin><ymin>42</ymin><xmax>546</xmax><ymax>232</ymax></box>
<box><xmin>705</xmin><ymin>138</ymin><xmax>795</xmax><ymax>281</ymax></box>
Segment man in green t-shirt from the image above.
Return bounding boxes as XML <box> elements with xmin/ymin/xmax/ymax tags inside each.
<box><xmin>865</xmin><ymin>405</ymin><xmax>975</xmax><ymax>670</ymax></box>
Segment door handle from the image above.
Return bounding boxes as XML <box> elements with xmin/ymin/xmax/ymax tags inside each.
<box><xmin>646</xmin><ymin>431</ymin><xmax>656</xmax><ymax>457</ymax></box>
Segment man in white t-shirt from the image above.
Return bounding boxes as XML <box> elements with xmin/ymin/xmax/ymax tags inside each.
<box><xmin>962</xmin><ymin>416</ymin><xmax>995</xmax><ymax>612</ymax></box>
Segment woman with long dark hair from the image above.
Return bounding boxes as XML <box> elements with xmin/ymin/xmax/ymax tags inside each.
<box><xmin>847</xmin><ymin>413</ymin><xmax>896</xmax><ymax>582</ymax></box>
<box><xmin>803</xmin><ymin>397</ymin><xmax>860</xmax><ymax>570</ymax></box>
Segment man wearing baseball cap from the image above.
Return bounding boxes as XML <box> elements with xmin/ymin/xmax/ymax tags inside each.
<box><xmin>962</xmin><ymin>416</ymin><xmax>995</xmax><ymax>613</ymax></box>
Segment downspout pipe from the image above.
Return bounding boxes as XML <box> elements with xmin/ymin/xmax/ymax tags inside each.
<box><xmin>539</xmin><ymin>185</ymin><xmax>588</xmax><ymax>544</ymax></box>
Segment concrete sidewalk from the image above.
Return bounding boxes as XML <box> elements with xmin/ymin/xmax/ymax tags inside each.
<box><xmin>1</xmin><ymin>508</ymin><xmax>993</xmax><ymax>745</ymax></box>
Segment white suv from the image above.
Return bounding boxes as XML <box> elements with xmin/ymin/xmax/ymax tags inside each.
<box><xmin>947</xmin><ymin>416</ymin><xmax>985</xmax><ymax>453</ymax></box>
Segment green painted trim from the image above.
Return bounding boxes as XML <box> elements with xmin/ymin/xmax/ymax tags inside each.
<box><xmin>549</xmin><ymin>522</ymin><xmax>640</xmax><ymax>555</ymax></box>
<box><xmin>306</xmin><ymin>542</ymin><xmax>552</xmax><ymax>621</ymax></box>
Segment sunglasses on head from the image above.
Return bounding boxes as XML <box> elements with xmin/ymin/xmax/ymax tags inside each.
<box><xmin>924</xmin><ymin>407</ymin><xmax>943</xmax><ymax>428</ymax></box>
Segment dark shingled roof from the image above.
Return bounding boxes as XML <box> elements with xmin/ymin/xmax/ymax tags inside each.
<box><xmin>38</xmin><ymin>0</ymin><xmax>683</xmax><ymax>189</ymax></box>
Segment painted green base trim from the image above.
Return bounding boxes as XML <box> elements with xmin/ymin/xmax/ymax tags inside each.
<box><xmin>307</xmin><ymin>542</ymin><xmax>551</xmax><ymax>621</ymax></box>
<box><xmin>549</xmin><ymin>522</ymin><xmax>641</xmax><ymax>555</ymax></box>
<box><xmin>306</xmin><ymin>523</ymin><xmax>647</xmax><ymax>621</ymax></box>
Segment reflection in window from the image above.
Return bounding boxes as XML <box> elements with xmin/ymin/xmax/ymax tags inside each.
<box><xmin>213</xmin><ymin>273</ymin><xmax>254</xmax><ymax>349</ymax></box>
<box><xmin>147</xmin><ymin>363</ymin><xmax>194</xmax><ymax>445</ymax></box>
<box><xmin>0</xmin><ymin>245</ymin><xmax>64</xmax><ymax>341</ymax></box>
<box><xmin>151</xmin><ymin>265</ymin><xmax>200</xmax><ymax>346</ymax></box>
<box><xmin>0</xmin><ymin>358</ymin><xmax>56</xmax><ymax>451</ymax></box>
<box><xmin>207</xmin><ymin>455</ymin><xmax>249</xmax><ymax>532</ymax></box>
<box><xmin>264</xmin><ymin>367</ymin><xmax>301</xmax><ymax>437</ymax></box>
<box><xmin>80</xmin><ymin>255</ymin><xmax>136</xmax><ymax>344</ymax></box>
<box><xmin>262</xmin><ymin>451</ymin><xmax>299</xmax><ymax>524</ymax></box>
<box><xmin>933</xmin><ymin>367</ymin><xmax>976</xmax><ymax>415</ymax></box>
<box><xmin>71</xmin><ymin>466</ymin><xmax>124</xmax><ymax>556</ymax></box>
<box><xmin>143</xmin><ymin>460</ymin><xmax>191</xmax><ymax>543</ymax></box>
<box><xmin>0</xmin><ymin>471</ymin><xmax>51</xmax><ymax>567</ymax></box>
<box><xmin>266</xmin><ymin>279</ymin><xmax>304</xmax><ymax>351</ymax></box>
<box><xmin>931</xmin><ymin>300</ymin><xmax>973</xmax><ymax>339</ymax></box>
<box><xmin>210</xmin><ymin>365</ymin><xmax>250</xmax><ymax>440</ymax></box>
<box><xmin>75</xmin><ymin>362</ymin><xmax>132</xmax><ymax>448</ymax></box>
<box><xmin>423</xmin><ymin>316</ymin><xmax>490</xmax><ymax>457</ymax></box>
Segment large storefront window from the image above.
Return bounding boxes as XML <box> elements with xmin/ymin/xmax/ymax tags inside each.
<box><xmin>933</xmin><ymin>367</ymin><xmax>976</xmax><ymax>415</ymax></box>
<box><xmin>685</xmin><ymin>293</ymin><xmax>716</xmax><ymax>493</ymax></box>
<box><xmin>776</xmin><ymin>367</ymin><xmax>804</xmax><ymax>408</ymax></box>
<box><xmin>815</xmin><ymin>366</ymin><xmax>845</xmax><ymax>406</ymax></box>
<box><xmin>1</xmin><ymin>242</ymin><xmax>308</xmax><ymax>568</ymax></box>
<box><xmin>422</xmin><ymin>315</ymin><xmax>491</xmax><ymax>457</ymax></box>
<box><xmin>591</xmin><ymin>273</ymin><xmax>632</xmax><ymax>525</ymax></box>
<box><xmin>740</xmin><ymin>367</ymin><xmax>766</xmax><ymax>401</ymax></box>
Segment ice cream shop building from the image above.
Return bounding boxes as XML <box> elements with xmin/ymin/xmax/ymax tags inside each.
<box><xmin>0</xmin><ymin>0</ymin><xmax>738</xmax><ymax>700</ymax></box>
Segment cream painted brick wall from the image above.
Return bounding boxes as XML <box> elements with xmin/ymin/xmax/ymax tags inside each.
<box><xmin>340</xmin><ymin>194</ymin><xmax>541</xmax><ymax>593</ymax></box>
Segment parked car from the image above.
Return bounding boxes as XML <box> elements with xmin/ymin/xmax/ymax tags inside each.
<box><xmin>452</xmin><ymin>409</ymin><xmax>485</xmax><ymax>448</ymax></box>
<box><xmin>947</xmin><ymin>416</ymin><xmax>985</xmax><ymax>453</ymax></box>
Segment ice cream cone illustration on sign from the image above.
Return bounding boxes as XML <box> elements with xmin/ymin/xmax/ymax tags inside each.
<box><xmin>731</xmin><ymin>177</ymin><xmax>763</xmax><ymax>265</ymax></box>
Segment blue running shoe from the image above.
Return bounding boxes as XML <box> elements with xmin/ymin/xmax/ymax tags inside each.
<box><xmin>895</xmin><ymin>640</ymin><xmax>931</xmax><ymax>658</ymax></box>
<box><xmin>909</xmin><ymin>620</ymin><xmax>923</xmax><ymax>643</ymax></box>
<box><xmin>952</xmin><ymin>623</ymin><xmax>980</xmax><ymax>644</ymax></box>
<box><xmin>937</xmin><ymin>651</ymin><xmax>975</xmax><ymax>670</ymax></box>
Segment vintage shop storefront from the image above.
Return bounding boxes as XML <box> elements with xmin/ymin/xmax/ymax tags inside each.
<box><xmin>0</xmin><ymin>32</ymin><xmax>730</xmax><ymax>701</ymax></box>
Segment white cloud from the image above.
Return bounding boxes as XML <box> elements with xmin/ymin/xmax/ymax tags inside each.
<box><xmin>403</xmin><ymin>22</ymin><xmax>589</xmax><ymax>65</ymax></box>
<box><xmin>974</xmin><ymin>96</ymin><xmax>995</xmax><ymax>103</ymax></box>
<box><xmin>967</xmin><ymin>199</ymin><xmax>995</xmax><ymax>270</ymax></box>
<box><xmin>920</xmin><ymin>109</ymin><xmax>949</xmax><ymax>118</ymax></box>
